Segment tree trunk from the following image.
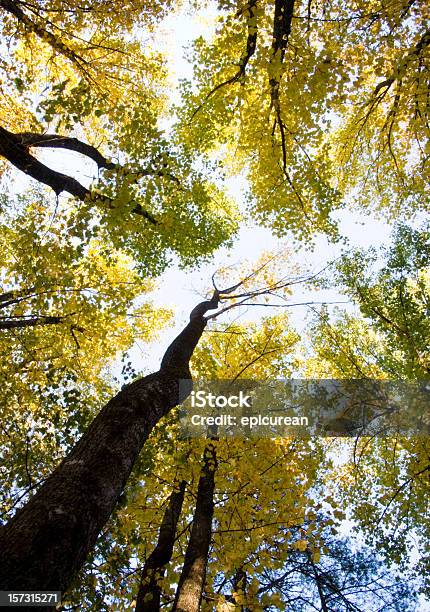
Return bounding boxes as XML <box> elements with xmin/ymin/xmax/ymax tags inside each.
<box><xmin>232</xmin><ymin>567</ymin><xmax>249</xmax><ymax>611</ymax></box>
<box><xmin>135</xmin><ymin>480</ymin><xmax>186</xmax><ymax>612</ymax></box>
<box><xmin>307</xmin><ymin>552</ymin><xmax>329</xmax><ymax>612</ymax></box>
<box><xmin>172</xmin><ymin>442</ymin><xmax>217</xmax><ymax>612</ymax></box>
<box><xmin>0</xmin><ymin>294</ymin><xmax>219</xmax><ymax>608</ymax></box>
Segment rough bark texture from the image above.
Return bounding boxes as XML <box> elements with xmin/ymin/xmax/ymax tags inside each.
<box><xmin>172</xmin><ymin>442</ymin><xmax>217</xmax><ymax>612</ymax></box>
<box><xmin>135</xmin><ymin>480</ymin><xmax>186</xmax><ymax>612</ymax></box>
<box><xmin>0</xmin><ymin>295</ymin><xmax>219</xmax><ymax>610</ymax></box>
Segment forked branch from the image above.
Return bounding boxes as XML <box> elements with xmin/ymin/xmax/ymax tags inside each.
<box><xmin>0</xmin><ymin>126</ymin><xmax>180</xmax><ymax>224</ymax></box>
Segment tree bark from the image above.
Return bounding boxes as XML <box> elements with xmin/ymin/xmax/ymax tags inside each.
<box><xmin>135</xmin><ymin>480</ymin><xmax>186</xmax><ymax>612</ymax></box>
<box><xmin>172</xmin><ymin>442</ymin><xmax>217</xmax><ymax>612</ymax></box>
<box><xmin>0</xmin><ymin>294</ymin><xmax>219</xmax><ymax>609</ymax></box>
<box><xmin>0</xmin><ymin>126</ymin><xmax>89</xmax><ymax>199</ymax></box>
<box><xmin>232</xmin><ymin>567</ymin><xmax>249</xmax><ymax>611</ymax></box>
<box><xmin>0</xmin><ymin>315</ymin><xmax>63</xmax><ymax>330</ymax></box>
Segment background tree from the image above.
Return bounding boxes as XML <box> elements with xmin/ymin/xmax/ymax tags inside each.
<box><xmin>234</xmin><ymin>532</ymin><xmax>416</xmax><ymax>611</ymax></box>
<box><xmin>119</xmin><ymin>307</ymin><xmax>417</xmax><ymax>612</ymax></box>
<box><xmin>0</xmin><ymin>0</ymin><xmax>238</xmax><ymax>276</ymax></box>
<box><xmin>0</xmin><ymin>189</ymin><xmax>171</xmax><ymax>522</ymax></box>
<box><xmin>135</xmin><ymin>478</ymin><xmax>186</xmax><ymax>611</ymax></box>
<box><xmin>304</xmin><ymin>222</ymin><xmax>430</xmax><ymax>597</ymax></box>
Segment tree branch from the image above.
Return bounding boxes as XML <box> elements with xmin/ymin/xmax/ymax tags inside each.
<box><xmin>268</xmin><ymin>0</ymin><xmax>298</xmax><ymax>195</ymax></box>
<box><xmin>0</xmin><ymin>126</ymin><xmax>89</xmax><ymax>199</ymax></box>
<box><xmin>373</xmin><ymin>28</ymin><xmax>430</xmax><ymax>96</ymax></box>
<box><xmin>190</xmin><ymin>1</ymin><xmax>258</xmax><ymax>120</ymax></box>
<box><xmin>16</xmin><ymin>133</ymin><xmax>115</xmax><ymax>169</ymax></box>
<box><xmin>0</xmin><ymin>126</ymin><xmax>158</xmax><ymax>223</ymax></box>
<box><xmin>0</xmin><ymin>0</ymin><xmax>89</xmax><ymax>73</ymax></box>
<box><xmin>0</xmin><ymin>315</ymin><xmax>63</xmax><ymax>330</ymax></box>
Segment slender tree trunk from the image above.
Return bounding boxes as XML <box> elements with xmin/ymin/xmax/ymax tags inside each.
<box><xmin>135</xmin><ymin>480</ymin><xmax>186</xmax><ymax>612</ymax></box>
<box><xmin>232</xmin><ymin>567</ymin><xmax>249</xmax><ymax>611</ymax></box>
<box><xmin>307</xmin><ymin>550</ymin><xmax>329</xmax><ymax>612</ymax></box>
<box><xmin>0</xmin><ymin>294</ymin><xmax>219</xmax><ymax>608</ymax></box>
<box><xmin>172</xmin><ymin>442</ymin><xmax>217</xmax><ymax>612</ymax></box>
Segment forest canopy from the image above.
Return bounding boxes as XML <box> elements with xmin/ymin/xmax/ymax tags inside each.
<box><xmin>0</xmin><ymin>0</ymin><xmax>429</xmax><ymax>610</ymax></box>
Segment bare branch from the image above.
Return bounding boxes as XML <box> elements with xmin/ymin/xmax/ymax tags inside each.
<box><xmin>205</xmin><ymin>258</ymin><xmax>342</xmax><ymax>321</ymax></box>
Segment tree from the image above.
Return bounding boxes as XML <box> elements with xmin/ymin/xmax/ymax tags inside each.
<box><xmin>122</xmin><ymin>311</ymin><xmax>324</xmax><ymax>611</ymax></box>
<box><xmin>304</xmin><ymin>222</ymin><xmax>430</xmax><ymax>596</ymax></box>
<box><xmin>0</xmin><ymin>287</ymin><xmax>217</xmax><ymax>597</ymax></box>
<box><xmin>0</xmin><ymin>256</ymin><xmax>307</xmax><ymax>602</ymax></box>
<box><xmin>42</xmin><ymin>268</ymin><xmax>323</xmax><ymax>609</ymax></box>
<box><xmin>135</xmin><ymin>479</ymin><xmax>186</xmax><ymax>611</ymax></box>
<box><xmin>3</xmin><ymin>1</ymin><xmax>429</xmax><ymax>252</ymax></box>
<box><xmin>0</xmin><ymin>0</ymin><xmax>238</xmax><ymax>276</ymax></box>
<box><xmin>0</xmin><ymin>189</ymin><xmax>171</xmax><ymax>521</ymax></box>
<box><xmin>172</xmin><ymin>441</ymin><xmax>217</xmax><ymax>612</ymax></box>
<box><xmin>119</xmin><ymin>311</ymin><xmax>418</xmax><ymax>612</ymax></box>
<box><xmin>239</xmin><ymin>533</ymin><xmax>416</xmax><ymax>611</ymax></box>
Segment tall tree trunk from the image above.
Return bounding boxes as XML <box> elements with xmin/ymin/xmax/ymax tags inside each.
<box><xmin>172</xmin><ymin>442</ymin><xmax>217</xmax><ymax>612</ymax></box>
<box><xmin>0</xmin><ymin>294</ymin><xmax>219</xmax><ymax>607</ymax></box>
<box><xmin>135</xmin><ymin>480</ymin><xmax>186</xmax><ymax>612</ymax></box>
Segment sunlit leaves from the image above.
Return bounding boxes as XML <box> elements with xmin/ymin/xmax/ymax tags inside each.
<box><xmin>176</xmin><ymin>0</ymin><xmax>429</xmax><ymax>239</ymax></box>
<box><xmin>0</xmin><ymin>190</ymin><xmax>172</xmax><ymax>520</ymax></box>
<box><xmin>303</xmin><ymin>222</ymin><xmax>430</xmax><ymax>595</ymax></box>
